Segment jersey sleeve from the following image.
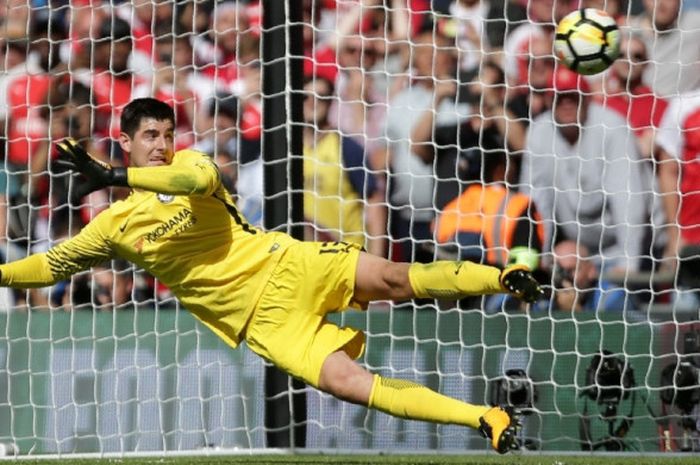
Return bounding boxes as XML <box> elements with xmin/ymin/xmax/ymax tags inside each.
<box><xmin>127</xmin><ymin>150</ymin><xmax>222</xmax><ymax>196</ymax></box>
<box><xmin>656</xmin><ymin>97</ymin><xmax>682</xmax><ymax>159</ymax></box>
<box><xmin>0</xmin><ymin>212</ymin><xmax>113</xmax><ymax>288</ymax></box>
<box><xmin>0</xmin><ymin>254</ymin><xmax>55</xmax><ymax>288</ymax></box>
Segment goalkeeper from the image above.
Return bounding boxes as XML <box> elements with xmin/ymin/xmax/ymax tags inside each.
<box><xmin>0</xmin><ymin>98</ymin><xmax>543</xmax><ymax>454</ymax></box>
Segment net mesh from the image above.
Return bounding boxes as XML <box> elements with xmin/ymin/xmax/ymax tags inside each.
<box><xmin>0</xmin><ymin>0</ymin><xmax>699</xmax><ymax>455</ymax></box>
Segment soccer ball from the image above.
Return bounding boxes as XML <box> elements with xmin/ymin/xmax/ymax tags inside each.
<box><xmin>553</xmin><ymin>8</ymin><xmax>620</xmax><ymax>76</ymax></box>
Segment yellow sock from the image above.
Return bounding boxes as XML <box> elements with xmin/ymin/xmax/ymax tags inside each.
<box><xmin>367</xmin><ymin>374</ymin><xmax>490</xmax><ymax>429</ymax></box>
<box><xmin>408</xmin><ymin>261</ymin><xmax>502</xmax><ymax>299</ymax></box>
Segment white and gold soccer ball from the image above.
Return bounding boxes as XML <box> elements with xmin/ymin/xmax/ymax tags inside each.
<box><xmin>553</xmin><ymin>8</ymin><xmax>620</xmax><ymax>76</ymax></box>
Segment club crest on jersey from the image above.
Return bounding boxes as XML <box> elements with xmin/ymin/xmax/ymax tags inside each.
<box><xmin>157</xmin><ymin>194</ymin><xmax>174</xmax><ymax>204</ymax></box>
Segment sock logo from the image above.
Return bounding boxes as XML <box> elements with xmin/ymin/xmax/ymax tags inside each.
<box><xmin>454</xmin><ymin>261</ymin><xmax>464</xmax><ymax>275</ymax></box>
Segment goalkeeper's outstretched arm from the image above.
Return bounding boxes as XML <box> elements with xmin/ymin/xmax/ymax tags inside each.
<box><xmin>0</xmin><ymin>254</ymin><xmax>57</xmax><ymax>288</ymax></box>
<box><xmin>0</xmin><ymin>216</ymin><xmax>113</xmax><ymax>289</ymax></box>
<box><xmin>56</xmin><ymin>139</ymin><xmax>221</xmax><ymax>201</ymax></box>
<box><xmin>126</xmin><ymin>153</ymin><xmax>221</xmax><ymax>196</ymax></box>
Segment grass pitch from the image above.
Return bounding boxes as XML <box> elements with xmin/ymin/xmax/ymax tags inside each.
<box><xmin>7</xmin><ymin>455</ymin><xmax>700</xmax><ymax>465</ymax></box>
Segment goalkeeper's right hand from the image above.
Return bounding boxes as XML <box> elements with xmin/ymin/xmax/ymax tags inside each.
<box><xmin>499</xmin><ymin>264</ymin><xmax>544</xmax><ymax>303</ymax></box>
<box><xmin>55</xmin><ymin>139</ymin><xmax>129</xmax><ymax>203</ymax></box>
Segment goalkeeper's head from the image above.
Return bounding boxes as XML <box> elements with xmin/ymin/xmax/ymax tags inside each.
<box><xmin>119</xmin><ymin>98</ymin><xmax>176</xmax><ymax>167</ymax></box>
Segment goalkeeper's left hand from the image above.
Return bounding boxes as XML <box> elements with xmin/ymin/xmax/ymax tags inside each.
<box><xmin>499</xmin><ymin>264</ymin><xmax>544</xmax><ymax>303</ymax></box>
<box><xmin>55</xmin><ymin>138</ymin><xmax>129</xmax><ymax>203</ymax></box>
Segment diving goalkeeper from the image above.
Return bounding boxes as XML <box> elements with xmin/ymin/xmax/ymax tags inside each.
<box><xmin>0</xmin><ymin>98</ymin><xmax>543</xmax><ymax>454</ymax></box>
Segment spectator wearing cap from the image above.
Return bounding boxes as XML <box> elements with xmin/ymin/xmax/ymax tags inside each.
<box><xmin>519</xmin><ymin>67</ymin><xmax>651</xmax><ymax>272</ymax></box>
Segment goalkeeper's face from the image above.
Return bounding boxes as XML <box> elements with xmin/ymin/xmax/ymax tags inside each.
<box><xmin>120</xmin><ymin>117</ymin><xmax>175</xmax><ymax>167</ymax></box>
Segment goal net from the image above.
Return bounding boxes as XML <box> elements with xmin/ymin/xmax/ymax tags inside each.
<box><xmin>1</xmin><ymin>0</ymin><xmax>699</xmax><ymax>456</ymax></box>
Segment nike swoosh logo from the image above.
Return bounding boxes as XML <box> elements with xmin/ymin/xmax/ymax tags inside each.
<box><xmin>119</xmin><ymin>219</ymin><xmax>130</xmax><ymax>233</ymax></box>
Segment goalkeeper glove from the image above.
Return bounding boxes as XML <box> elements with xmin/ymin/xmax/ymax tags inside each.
<box><xmin>500</xmin><ymin>264</ymin><xmax>544</xmax><ymax>303</ymax></box>
<box><xmin>55</xmin><ymin>138</ymin><xmax>128</xmax><ymax>203</ymax></box>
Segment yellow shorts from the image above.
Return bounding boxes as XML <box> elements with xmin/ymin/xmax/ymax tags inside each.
<box><xmin>244</xmin><ymin>241</ymin><xmax>366</xmax><ymax>388</ymax></box>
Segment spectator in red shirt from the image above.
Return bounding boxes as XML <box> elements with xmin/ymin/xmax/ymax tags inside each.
<box><xmin>192</xmin><ymin>1</ymin><xmax>251</xmax><ymax>88</ymax></box>
<box><xmin>598</xmin><ymin>33</ymin><xmax>670</xmax><ymax>267</ymax></box>
<box><xmin>503</xmin><ymin>0</ymin><xmax>576</xmax><ymax>89</ymax></box>
<box><xmin>655</xmin><ymin>91</ymin><xmax>700</xmax><ymax>306</ymax></box>
<box><xmin>114</xmin><ymin>0</ymin><xmax>174</xmax><ymax>77</ymax></box>
<box><xmin>89</xmin><ymin>16</ymin><xmax>144</xmax><ymax>146</ymax></box>
<box><xmin>6</xmin><ymin>12</ymin><xmax>66</xmax><ymax>168</ymax></box>
<box><xmin>64</xmin><ymin>0</ymin><xmax>109</xmax><ymax>72</ymax></box>
<box><xmin>4</xmin><ymin>12</ymin><xmax>67</xmax><ymax>268</ymax></box>
<box><xmin>136</xmin><ymin>33</ymin><xmax>206</xmax><ymax>151</ymax></box>
<box><xmin>0</xmin><ymin>38</ymin><xmax>30</xmax><ymax>160</ymax></box>
<box><xmin>601</xmin><ymin>34</ymin><xmax>668</xmax><ymax>160</ymax></box>
<box><xmin>302</xmin><ymin>0</ymin><xmax>403</xmax><ymax>85</ymax></box>
<box><xmin>2</xmin><ymin>10</ymin><xmax>68</xmax><ymax>307</ymax></box>
<box><xmin>655</xmin><ymin>92</ymin><xmax>700</xmax><ymax>269</ymax></box>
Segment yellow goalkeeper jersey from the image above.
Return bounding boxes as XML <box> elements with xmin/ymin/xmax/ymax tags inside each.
<box><xmin>0</xmin><ymin>149</ymin><xmax>299</xmax><ymax>348</ymax></box>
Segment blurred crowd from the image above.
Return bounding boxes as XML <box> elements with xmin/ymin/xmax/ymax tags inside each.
<box><xmin>1</xmin><ymin>0</ymin><xmax>700</xmax><ymax>314</ymax></box>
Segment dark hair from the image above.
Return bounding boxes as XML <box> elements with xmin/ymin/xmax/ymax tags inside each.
<box><xmin>31</xmin><ymin>9</ymin><xmax>67</xmax><ymax>40</ymax></box>
<box><xmin>120</xmin><ymin>98</ymin><xmax>175</xmax><ymax>137</ymax></box>
<box><xmin>45</xmin><ymin>80</ymin><xmax>94</xmax><ymax>120</ymax></box>
<box><xmin>50</xmin><ymin>80</ymin><xmax>93</xmax><ymax>107</ymax></box>
<box><xmin>97</xmin><ymin>16</ymin><xmax>132</xmax><ymax>43</ymax></box>
<box><xmin>482</xmin><ymin>150</ymin><xmax>507</xmax><ymax>180</ymax></box>
<box><xmin>5</xmin><ymin>38</ymin><xmax>29</xmax><ymax>55</ymax></box>
<box><xmin>481</xmin><ymin>59</ymin><xmax>506</xmax><ymax>86</ymax></box>
<box><xmin>303</xmin><ymin>75</ymin><xmax>335</xmax><ymax>97</ymax></box>
<box><xmin>209</xmin><ymin>92</ymin><xmax>238</xmax><ymax>120</ymax></box>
